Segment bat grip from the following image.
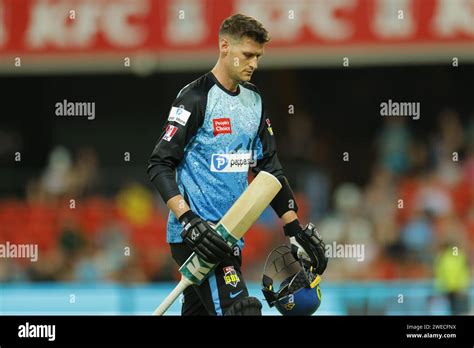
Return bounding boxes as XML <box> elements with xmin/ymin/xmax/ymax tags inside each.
<box><xmin>152</xmin><ymin>277</ymin><xmax>192</xmax><ymax>315</ymax></box>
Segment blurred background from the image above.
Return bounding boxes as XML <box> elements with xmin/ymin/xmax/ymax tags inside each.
<box><xmin>0</xmin><ymin>0</ymin><xmax>473</xmax><ymax>315</ymax></box>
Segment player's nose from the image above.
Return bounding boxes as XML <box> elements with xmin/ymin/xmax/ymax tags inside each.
<box><xmin>249</xmin><ymin>57</ymin><xmax>258</xmax><ymax>70</ymax></box>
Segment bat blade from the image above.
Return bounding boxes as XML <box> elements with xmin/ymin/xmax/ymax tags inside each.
<box><xmin>219</xmin><ymin>170</ymin><xmax>282</xmax><ymax>240</ymax></box>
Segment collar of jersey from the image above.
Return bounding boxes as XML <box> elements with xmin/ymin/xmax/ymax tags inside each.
<box><xmin>209</xmin><ymin>71</ymin><xmax>240</xmax><ymax>97</ymax></box>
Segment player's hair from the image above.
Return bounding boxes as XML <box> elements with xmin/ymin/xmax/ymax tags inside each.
<box><xmin>219</xmin><ymin>14</ymin><xmax>270</xmax><ymax>44</ymax></box>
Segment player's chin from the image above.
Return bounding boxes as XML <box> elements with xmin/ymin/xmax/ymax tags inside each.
<box><xmin>240</xmin><ymin>73</ymin><xmax>253</xmax><ymax>82</ymax></box>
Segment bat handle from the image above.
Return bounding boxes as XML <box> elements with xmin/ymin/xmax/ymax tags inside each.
<box><xmin>152</xmin><ymin>277</ymin><xmax>192</xmax><ymax>315</ymax></box>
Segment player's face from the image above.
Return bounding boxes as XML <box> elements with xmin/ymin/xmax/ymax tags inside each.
<box><xmin>228</xmin><ymin>36</ymin><xmax>264</xmax><ymax>82</ymax></box>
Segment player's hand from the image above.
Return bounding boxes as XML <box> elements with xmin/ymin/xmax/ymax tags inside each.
<box><xmin>179</xmin><ymin>210</ymin><xmax>233</xmax><ymax>264</ymax></box>
<box><xmin>284</xmin><ymin>220</ymin><xmax>328</xmax><ymax>275</ymax></box>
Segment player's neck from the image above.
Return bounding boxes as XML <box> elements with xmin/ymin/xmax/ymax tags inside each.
<box><xmin>211</xmin><ymin>64</ymin><xmax>239</xmax><ymax>93</ymax></box>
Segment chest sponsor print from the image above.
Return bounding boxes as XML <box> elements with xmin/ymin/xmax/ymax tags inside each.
<box><xmin>213</xmin><ymin>118</ymin><xmax>232</xmax><ymax>136</ymax></box>
<box><xmin>210</xmin><ymin>153</ymin><xmax>255</xmax><ymax>172</ymax></box>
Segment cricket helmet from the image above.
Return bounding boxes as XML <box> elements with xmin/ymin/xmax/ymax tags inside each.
<box><xmin>262</xmin><ymin>245</ymin><xmax>322</xmax><ymax>316</ymax></box>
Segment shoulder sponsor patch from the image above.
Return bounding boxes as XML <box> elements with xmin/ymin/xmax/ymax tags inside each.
<box><xmin>168</xmin><ymin>106</ymin><xmax>191</xmax><ymax>126</ymax></box>
<box><xmin>162</xmin><ymin>124</ymin><xmax>178</xmax><ymax>141</ymax></box>
<box><xmin>265</xmin><ymin>118</ymin><xmax>274</xmax><ymax>135</ymax></box>
<box><xmin>213</xmin><ymin>118</ymin><xmax>232</xmax><ymax>136</ymax></box>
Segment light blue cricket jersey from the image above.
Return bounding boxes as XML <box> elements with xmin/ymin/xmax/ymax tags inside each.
<box><xmin>147</xmin><ymin>72</ymin><xmax>284</xmax><ymax>243</ymax></box>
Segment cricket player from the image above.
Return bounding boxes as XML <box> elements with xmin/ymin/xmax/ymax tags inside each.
<box><xmin>147</xmin><ymin>14</ymin><xmax>327</xmax><ymax>315</ymax></box>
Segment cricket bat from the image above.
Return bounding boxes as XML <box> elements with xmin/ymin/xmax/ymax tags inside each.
<box><xmin>152</xmin><ymin>171</ymin><xmax>282</xmax><ymax>315</ymax></box>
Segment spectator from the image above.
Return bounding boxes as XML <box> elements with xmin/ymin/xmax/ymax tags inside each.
<box><xmin>434</xmin><ymin>242</ymin><xmax>470</xmax><ymax>314</ymax></box>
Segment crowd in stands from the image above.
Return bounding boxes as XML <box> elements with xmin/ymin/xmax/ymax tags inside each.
<box><xmin>0</xmin><ymin>109</ymin><xmax>472</xmax><ymax>289</ymax></box>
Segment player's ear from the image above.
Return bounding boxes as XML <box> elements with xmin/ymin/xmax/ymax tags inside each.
<box><xmin>219</xmin><ymin>36</ymin><xmax>230</xmax><ymax>56</ymax></box>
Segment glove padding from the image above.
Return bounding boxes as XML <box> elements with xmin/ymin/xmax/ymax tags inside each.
<box><xmin>180</xmin><ymin>210</ymin><xmax>232</xmax><ymax>264</ymax></box>
<box><xmin>224</xmin><ymin>297</ymin><xmax>262</xmax><ymax>316</ymax></box>
<box><xmin>284</xmin><ymin>220</ymin><xmax>328</xmax><ymax>275</ymax></box>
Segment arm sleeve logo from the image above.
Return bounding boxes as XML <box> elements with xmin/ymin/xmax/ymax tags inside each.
<box><xmin>168</xmin><ymin>106</ymin><xmax>191</xmax><ymax>126</ymax></box>
<box><xmin>163</xmin><ymin>124</ymin><xmax>178</xmax><ymax>141</ymax></box>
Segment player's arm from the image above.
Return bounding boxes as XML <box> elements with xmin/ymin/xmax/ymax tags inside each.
<box><xmin>251</xmin><ymin>100</ymin><xmax>328</xmax><ymax>275</ymax></box>
<box><xmin>147</xmin><ymin>89</ymin><xmax>232</xmax><ymax>264</ymax></box>
<box><xmin>147</xmin><ymin>88</ymin><xmax>201</xmax><ymax>205</ymax></box>
<box><xmin>166</xmin><ymin>195</ymin><xmax>190</xmax><ymax>219</ymax></box>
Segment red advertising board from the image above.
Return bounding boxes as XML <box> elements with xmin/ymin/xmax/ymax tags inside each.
<box><xmin>0</xmin><ymin>0</ymin><xmax>473</xmax><ymax>70</ymax></box>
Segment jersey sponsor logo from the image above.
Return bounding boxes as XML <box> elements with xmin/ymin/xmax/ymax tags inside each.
<box><xmin>213</xmin><ymin>118</ymin><xmax>232</xmax><ymax>136</ymax></box>
<box><xmin>167</xmin><ymin>106</ymin><xmax>191</xmax><ymax>126</ymax></box>
<box><xmin>210</xmin><ymin>153</ymin><xmax>255</xmax><ymax>172</ymax></box>
<box><xmin>223</xmin><ymin>266</ymin><xmax>240</xmax><ymax>288</ymax></box>
<box><xmin>212</xmin><ymin>154</ymin><xmax>228</xmax><ymax>171</ymax></box>
<box><xmin>265</xmin><ymin>118</ymin><xmax>274</xmax><ymax>135</ymax></box>
<box><xmin>163</xmin><ymin>124</ymin><xmax>178</xmax><ymax>141</ymax></box>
